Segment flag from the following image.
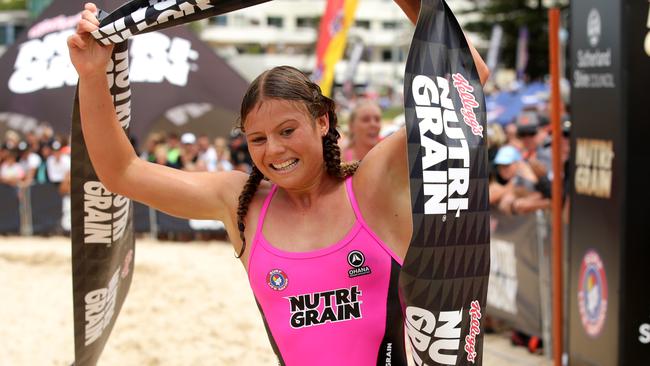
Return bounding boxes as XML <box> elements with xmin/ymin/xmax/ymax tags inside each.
<box><xmin>312</xmin><ymin>0</ymin><xmax>359</xmax><ymax>97</ymax></box>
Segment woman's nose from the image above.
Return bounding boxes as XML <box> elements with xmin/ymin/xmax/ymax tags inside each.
<box><xmin>266</xmin><ymin>136</ymin><xmax>286</xmax><ymax>155</ymax></box>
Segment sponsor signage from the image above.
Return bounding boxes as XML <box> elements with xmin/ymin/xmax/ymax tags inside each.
<box><xmin>401</xmin><ymin>0</ymin><xmax>490</xmax><ymax>364</ymax></box>
<box><xmin>569</xmin><ymin>0</ymin><xmax>650</xmax><ymax>364</ymax></box>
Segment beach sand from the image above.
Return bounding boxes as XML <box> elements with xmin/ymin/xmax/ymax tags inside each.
<box><xmin>0</xmin><ymin>236</ymin><xmax>550</xmax><ymax>366</ymax></box>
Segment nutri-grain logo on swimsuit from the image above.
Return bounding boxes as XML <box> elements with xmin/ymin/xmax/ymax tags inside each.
<box><xmin>267</xmin><ymin>269</ymin><xmax>289</xmax><ymax>291</ymax></box>
<box><xmin>286</xmin><ymin>286</ymin><xmax>363</xmax><ymax>328</ymax></box>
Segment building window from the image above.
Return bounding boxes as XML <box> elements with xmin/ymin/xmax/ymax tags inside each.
<box><xmin>381</xmin><ymin>49</ymin><xmax>393</xmax><ymax>62</ymax></box>
<box><xmin>267</xmin><ymin>16</ymin><xmax>284</xmax><ymax>28</ymax></box>
<box><xmin>209</xmin><ymin>15</ymin><xmax>228</xmax><ymax>26</ymax></box>
<box><xmin>382</xmin><ymin>21</ymin><xmax>398</xmax><ymax>30</ymax></box>
<box><xmin>0</xmin><ymin>25</ymin><xmax>7</xmax><ymax>46</ymax></box>
<box><xmin>354</xmin><ymin>20</ymin><xmax>370</xmax><ymax>30</ymax></box>
<box><xmin>296</xmin><ymin>17</ymin><xmax>317</xmax><ymax>29</ymax></box>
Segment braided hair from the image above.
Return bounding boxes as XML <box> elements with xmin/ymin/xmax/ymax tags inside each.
<box><xmin>234</xmin><ymin>66</ymin><xmax>359</xmax><ymax>258</ymax></box>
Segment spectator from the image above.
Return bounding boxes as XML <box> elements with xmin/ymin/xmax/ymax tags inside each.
<box><xmin>46</xmin><ymin>140</ymin><xmax>71</xmax><ymax>184</ymax></box>
<box><xmin>4</xmin><ymin>130</ymin><xmax>20</xmax><ymax>150</ymax></box>
<box><xmin>214</xmin><ymin>136</ymin><xmax>233</xmax><ymax>172</ymax></box>
<box><xmin>18</xmin><ymin>141</ymin><xmax>42</xmax><ymax>186</ymax></box>
<box><xmin>0</xmin><ymin>148</ymin><xmax>25</xmax><ymax>186</ymax></box>
<box><xmin>197</xmin><ymin>135</ymin><xmax>217</xmax><ymax>171</ymax></box>
<box><xmin>228</xmin><ymin>129</ymin><xmax>252</xmax><ymax>173</ymax></box>
<box><xmin>490</xmin><ymin>145</ymin><xmax>550</xmax><ymax>215</ymax></box>
<box><xmin>140</xmin><ymin>133</ymin><xmax>163</xmax><ymax>163</ymax></box>
<box><xmin>166</xmin><ymin>132</ymin><xmax>181</xmax><ymax>167</ymax></box>
<box><xmin>179</xmin><ymin>132</ymin><xmax>202</xmax><ymax>171</ymax></box>
<box><xmin>342</xmin><ymin>101</ymin><xmax>382</xmax><ymax>162</ymax></box>
<box><xmin>35</xmin><ymin>142</ymin><xmax>52</xmax><ymax>184</ymax></box>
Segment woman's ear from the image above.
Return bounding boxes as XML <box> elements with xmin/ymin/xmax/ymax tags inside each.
<box><xmin>317</xmin><ymin>113</ymin><xmax>330</xmax><ymax>136</ymax></box>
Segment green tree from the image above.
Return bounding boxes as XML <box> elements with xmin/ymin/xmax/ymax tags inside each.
<box><xmin>462</xmin><ymin>0</ymin><xmax>568</xmax><ymax>80</ymax></box>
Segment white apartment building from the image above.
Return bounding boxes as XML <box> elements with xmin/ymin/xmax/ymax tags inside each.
<box><xmin>200</xmin><ymin>0</ymin><xmax>478</xmax><ymax>92</ymax></box>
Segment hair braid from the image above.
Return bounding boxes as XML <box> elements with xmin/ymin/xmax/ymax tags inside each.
<box><xmin>323</xmin><ymin>127</ymin><xmax>358</xmax><ymax>178</ymax></box>
<box><xmin>235</xmin><ymin>166</ymin><xmax>264</xmax><ymax>258</ymax></box>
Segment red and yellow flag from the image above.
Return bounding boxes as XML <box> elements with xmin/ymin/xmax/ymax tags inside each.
<box><xmin>313</xmin><ymin>0</ymin><xmax>359</xmax><ymax>97</ymax></box>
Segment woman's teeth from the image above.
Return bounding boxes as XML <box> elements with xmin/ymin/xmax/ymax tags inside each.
<box><xmin>271</xmin><ymin>159</ymin><xmax>298</xmax><ymax>170</ymax></box>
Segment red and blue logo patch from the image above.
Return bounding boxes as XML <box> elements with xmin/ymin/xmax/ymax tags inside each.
<box><xmin>578</xmin><ymin>249</ymin><xmax>608</xmax><ymax>337</ymax></box>
<box><xmin>267</xmin><ymin>269</ymin><xmax>289</xmax><ymax>291</ymax></box>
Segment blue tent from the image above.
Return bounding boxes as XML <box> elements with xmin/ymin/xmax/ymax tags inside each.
<box><xmin>486</xmin><ymin>82</ymin><xmax>548</xmax><ymax>125</ymax></box>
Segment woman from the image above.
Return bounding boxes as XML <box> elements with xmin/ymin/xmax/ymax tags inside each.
<box><xmin>68</xmin><ymin>2</ymin><xmax>488</xmax><ymax>364</ymax></box>
<box><xmin>342</xmin><ymin>100</ymin><xmax>382</xmax><ymax>162</ymax></box>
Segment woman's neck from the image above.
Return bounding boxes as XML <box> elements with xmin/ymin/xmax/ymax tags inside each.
<box><xmin>278</xmin><ymin>172</ymin><xmax>341</xmax><ymax>211</ymax></box>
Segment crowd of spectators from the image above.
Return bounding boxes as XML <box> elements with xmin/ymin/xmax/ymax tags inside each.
<box><xmin>137</xmin><ymin>130</ymin><xmax>252</xmax><ymax>174</ymax></box>
<box><xmin>487</xmin><ymin>106</ymin><xmax>571</xmax><ymax>217</ymax></box>
<box><xmin>0</xmin><ymin>124</ymin><xmax>71</xmax><ymax>191</ymax></box>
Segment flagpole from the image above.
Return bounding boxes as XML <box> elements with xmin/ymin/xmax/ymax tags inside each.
<box><xmin>548</xmin><ymin>7</ymin><xmax>563</xmax><ymax>366</ymax></box>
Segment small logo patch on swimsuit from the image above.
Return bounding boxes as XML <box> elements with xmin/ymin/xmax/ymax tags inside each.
<box><xmin>347</xmin><ymin>250</ymin><xmax>371</xmax><ymax>278</ymax></box>
<box><xmin>267</xmin><ymin>269</ymin><xmax>289</xmax><ymax>291</ymax></box>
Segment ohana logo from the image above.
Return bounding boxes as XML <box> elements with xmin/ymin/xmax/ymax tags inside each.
<box><xmin>405</xmin><ymin>306</ymin><xmax>462</xmax><ymax>365</ymax></box>
<box><xmin>412</xmin><ymin>74</ymin><xmax>470</xmax><ymax>218</ymax></box>
<box><xmin>347</xmin><ymin>250</ymin><xmax>371</xmax><ymax>278</ymax></box>
<box><xmin>464</xmin><ymin>300</ymin><xmax>482</xmax><ymax>363</ymax></box>
<box><xmin>287</xmin><ymin>286</ymin><xmax>362</xmax><ymax>328</ymax></box>
<box><xmin>578</xmin><ymin>250</ymin><xmax>608</xmax><ymax>337</ymax></box>
<box><xmin>83</xmin><ymin>181</ymin><xmax>129</xmax><ymax>246</ymax></box>
<box><xmin>267</xmin><ymin>269</ymin><xmax>289</xmax><ymax>291</ymax></box>
<box><xmin>84</xmin><ymin>268</ymin><xmax>120</xmax><ymax>346</ymax></box>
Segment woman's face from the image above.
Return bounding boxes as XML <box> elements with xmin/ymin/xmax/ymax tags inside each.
<box><xmin>350</xmin><ymin>103</ymin><xmax>381</xmax><ymax>147</ymax></box>
<box><xmin>244</xmin><ymin>99</ymin><xmax>329</xmax><ymax>189</ymax></box>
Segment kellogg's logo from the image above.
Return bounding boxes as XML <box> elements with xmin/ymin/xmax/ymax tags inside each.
<box><xmin>452</xmin><ymin>73</ymin><xmax>483</xmax><ymax>138</ymax></box>
<box><xmin>464</xmin><ymin>300</ymin><xmax>482</xmax><ymax>363</ymax></box>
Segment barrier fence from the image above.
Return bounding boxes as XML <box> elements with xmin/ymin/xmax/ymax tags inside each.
<box><xmin>487</xmin><ymin>209</ymin><xmax>554</xmax><ymax>357</ymax></box>
<box><xmin>0</xmin><ymin>183</ymin><xmax>227</xmax><ymax>238</ymax></box>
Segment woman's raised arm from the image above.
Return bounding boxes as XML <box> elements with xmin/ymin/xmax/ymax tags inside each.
<box><xmin>67</xmin><ymin>3</ymin><xmax>245</xmax><ymax>222</ymax></box>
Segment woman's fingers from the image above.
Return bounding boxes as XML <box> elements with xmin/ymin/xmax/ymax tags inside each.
<box><xmin>81</xmin><ymin>9</ymin><xmax>99</xmax><ymax>26</ymax></box>
<box><xmin>84</xmin><ymin>2</ymin><xmax>98</xmax><ymax>14</ymax></box>
<box><xmin>77</xmin><ymin>19</ymin><xmax>97</xmax><ymax>34</ymax></box>
<box><xmin>67</xmin><ymin>33</ymin><xmax>87</xmax><ymax>50</ymax></box>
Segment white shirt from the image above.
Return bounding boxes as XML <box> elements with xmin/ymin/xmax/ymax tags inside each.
<box><xmin>198</xmin><ymin>147</ymin><xmax>218</xmax><ymax>172</ymax></box>
<box><xmin>46</xmin><ymin>153</ymin><xmax>70</xmax><ymax>183</ymax></box>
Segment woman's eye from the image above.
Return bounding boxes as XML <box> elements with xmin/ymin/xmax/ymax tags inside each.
<box><xmin>251</xmin><ymin>137</ymin><xmax>266</xmax><ymax>144</ymax></box>
<box><xmin>281</xmin><ymin>128</ymin><xmax>294</xmax><ymax>136</ymax></box>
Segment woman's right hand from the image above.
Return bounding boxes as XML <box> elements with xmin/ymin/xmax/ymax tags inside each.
<box><xmin>67</xmin><ymin>3</ymin><xmax>114</xmax><ymax>78</ymax></box>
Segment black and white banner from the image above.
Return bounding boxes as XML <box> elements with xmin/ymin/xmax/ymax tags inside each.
<box><xmin>71</xmin><ymin>1</ymin><xmax>268</xmax><ymax>365</ymax></box>
<box><xmin>401</xmin><ymin>0</ymin><xmax>490</xmax><ymax>365</ymax></box>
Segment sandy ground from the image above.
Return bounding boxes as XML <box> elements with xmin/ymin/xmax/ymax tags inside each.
<box><xmin>0</xmin><ymin>237</ymin><xmax>551</xmax><ymax>366</ymax></box>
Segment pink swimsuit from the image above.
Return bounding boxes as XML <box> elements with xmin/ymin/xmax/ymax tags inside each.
<box><xmin>248</xmin><ymin>177</ymin><xmax>407</xmax><ymax>366</ymax></box>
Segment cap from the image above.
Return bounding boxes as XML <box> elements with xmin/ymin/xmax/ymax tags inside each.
<box><xmin>516</xmin><ymin>111</ymin><xmax>540</xmax><ymax>136</ymax></box>
<box><xmin>180</xmin><ymin>133</ymin><xmax>196</xmax><ymax>144</ymax></box>
<box><xmin>50</xmin><ymin>140</ymin><xmax>62</xmax><ymax>151</ymax></box>
<box><xmin>494</xmin><ymin>145</ymin><xmax>522</xmax><ymax>165</ymax></box>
